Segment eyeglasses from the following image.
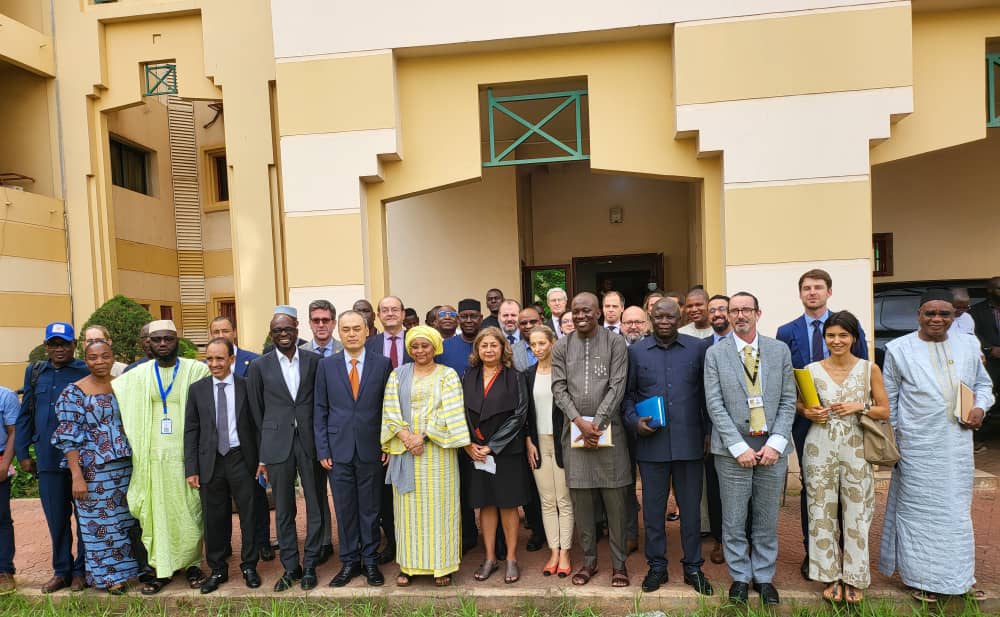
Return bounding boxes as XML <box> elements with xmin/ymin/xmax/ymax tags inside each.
<box><xmin>269</xmin><ymin>327</ymin><xmax>296</xmax><ymax>336</ymax></box>
<box><xmin>622</xmin><ymin>320</ymin><xmax>646</xmax><ymax>327</ymax></box>
<box><xmin>922</xmin><ymin>310</ymin><xmax>954</xmax><ymax>318</ymax></box>
<box><xmin>437</xmin><ymin>311</ymin><xmax>458</xmax><ymax>318</ymax></box>
<box><xmin>149</xmin><ymin>335</ymin><xmax>177</xmax><ymax>344</ymax></box>
<box><xmin>44</xmin><ymin>339</ymin><xmax>73</xmax><ymax>348</ymax></box>
<box><xmin>310</xmin><ymin>317</ymin><xmax>332</xmax><ymax>324</ymax></box>
<box><xmin>728</xmin><ymin>308</ymin><xmax>757</xmax><ymax>316</ymax></box>
<box><xmin>518</xmin><ymin>319</ymin><xmax>540</xmax><ymax>326</ymax></box>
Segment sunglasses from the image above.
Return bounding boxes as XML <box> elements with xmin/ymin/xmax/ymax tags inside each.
<box><xmin>437</xmin><ymin>311</ymin><xmax>458</xmax><ymax>318</ymax></box>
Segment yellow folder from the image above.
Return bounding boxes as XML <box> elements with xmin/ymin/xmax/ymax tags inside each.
<box><xmin>794</xmin><ymin>369</ymin><xmax>821</xmax><ymax>408</ymax></box>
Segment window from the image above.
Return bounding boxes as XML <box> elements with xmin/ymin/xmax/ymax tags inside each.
<box><xmin>109</xmin><ymin>138</ymin><xmax>150</xmax><ymax>195</ymax></box>
<box><xmin>872</xmin><ymin>233</ymin><xmax>893</xmax><ymax>277</ymax></box>
<box><xmin>160</xmin><ymin>305</ymin><xmax>173</xmax><ymax>321</ymax></box>
<box><xmin>218</xmin><ymin>299</ymin><xmax>236</xmax><ymax>328</ymax></box>
<box><xmin>213</xmin><ymin>153</ymin><xmax>229</xmax><ymax>202</ymax></box>
<box><xmin>203</xmin><ymin>148</ymin><xmax>230</xmax><ymax>211</ymax></box>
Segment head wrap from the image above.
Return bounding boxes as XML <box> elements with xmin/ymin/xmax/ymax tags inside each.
<box><xmin>405</xmin><ymin>325</ymin><xmax>444</xmax><ymax>355</ymax></box>
<box><xmin>919</xmin><ymin>289</ymin><xmax>954</xmax><ymax>307</ymax></box>
<box><xmin>458</xmin><ymin>298</ymin><xmax>481</xmax><ymax>313</ymax></box>
<box><xmin>147</xmin><ymin>319</ymin><xmax>177</xmax><ymax>334</ymax></box>
<box><xmin>274</xmin><ymin>305</ymin><xmax>298</xmax><ymax>319</ymax></box>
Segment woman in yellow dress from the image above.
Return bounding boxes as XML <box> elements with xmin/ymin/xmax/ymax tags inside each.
<box><xmin>381</xmin><ymin>326</ymin><xmax>471</xmax><ymax>586</ymax></box>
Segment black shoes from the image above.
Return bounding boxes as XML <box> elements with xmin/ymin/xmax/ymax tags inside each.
<box><xmin>525</xmin><ymin>534</ymin><xmax>546</xmax><ymax>552</ymax></box>
<box><xmin>753</xmin><ymin>581</ymin><xmax>780</xmax><ymax>605</ymax></box>
<box><xmin>242</xmin><ymin>567</ymin><xmax>261</xmax><ymax>589</ymax></box>
<box><xmin>729</xmin><ymin>581</ymin><xmax>749</xmax><ymax>604</ymax></box>
<box><xmin>365</xmin><ymin>564</ymin><xmax>384</xmax><ymax>587</ymax></box>
<box><xmin>318</xmin><ymin>544</ymin><xmax>334</xmax><ymax>565</ymax></box>
<box><xmin>259</xmin><ymin>544</ymin><xmax>275</xmax><ymax>562</ymax></box>
<box><xmin>200</xmin><ymin>572</ymin><xmax>227</xmax><ymax>594</ymax></box>
<box><xmin>301</xmin><ymin>567</ymin><xmax>318</xmax><ymax>590</ymax></box>
<box><xmin>273</xmin><ymin>567</ymin><xmax>302</xmax><ymax>592</ymax></box>
<box><xmin>329</xmin><ymin>563</ymin><xmax>362</xmax><ymax>588</ymax></box>
<box><xmin>641</xmin><ymin>569</ymin><xmax>668</xmax><ymax>592</ymax></box>
<box><xmin>377</xmin><ymin>544</ymin><xmax>396</xmax><ymax>565</ymax></box>
<box><xmin>683</xmin><ymin>570</ymin><xmax>713</xmax><ymax>596</ymax></box>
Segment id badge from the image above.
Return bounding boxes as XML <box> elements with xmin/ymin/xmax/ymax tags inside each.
<box><xmin>746</xmin><ymin>396</ymin><xmax>764</xmax><ymax>409</ymax></box>
<box><xmin>160</xmin><ymin>417</ymin><xmax>173</xmax><ymax>435</ymax></box>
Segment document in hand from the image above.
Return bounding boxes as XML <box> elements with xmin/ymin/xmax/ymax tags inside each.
<box><xmin>794</xmin><ymin>369</ymin><xmax>821</xmax><ymax>408</ymax></box>
<box><xmin>955</xmin><ymin>383</ymin><xmax>975</xmax><ymax>424</ymax></box>
<box><xmin>570</xmin><ymin>416</ymin><xmax>614</xmax><ymax>448</ymax></box>
<box><xmin>636</xmin><ymin>396</ymin><xmax>666</xmax><ymax>429</ymax></box>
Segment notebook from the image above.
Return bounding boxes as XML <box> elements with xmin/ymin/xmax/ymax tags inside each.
<box><xmin>635</xmin><ymin>395</ymin><xmax>666</xmax><ymax>429</ymax></box>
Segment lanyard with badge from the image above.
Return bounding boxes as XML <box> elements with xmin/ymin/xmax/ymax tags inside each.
<box><xmin>155</xmin><ymin>362</ymin><xmax>180</xmax><ymax>434</ymax></box>
<box><xmin>743</xmin><ymin>351</ymin><xmax>768</xmax><ymax>436</ymax></box>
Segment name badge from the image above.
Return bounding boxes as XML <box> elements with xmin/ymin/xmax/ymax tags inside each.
<box><xmin>746</xmin><ymin>396</ymin><xmax>764</xmax><ymax>409</ymax></box>
<box><xmin>161</xmin><ymin>417</ymin><xmax>173</xmax><ymax>435</ymax></box>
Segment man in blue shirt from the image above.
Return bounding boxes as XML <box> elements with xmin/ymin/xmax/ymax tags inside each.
<box><xmin>0</xmin><ymin>387</ymin><xmax>20</xmax><ymax>594</ymax></box>
<box><xmin>15</xmin><ymin>322</ymin><xmax>89</xmax><ymax>593</ymax></box>
<box><xmin>435</xmin><ymin>301</ymin><xmax>479</xmax><ymax>377</ymax></box>
<box><xmin>624</xmin><ymin>299</ymin><xmax>713</xmax><ymax>595</ymax></box>
<box><xmin>775</xmin><ymin>269</ymin><xmax>867</xmax><ymax>580</ymax></box>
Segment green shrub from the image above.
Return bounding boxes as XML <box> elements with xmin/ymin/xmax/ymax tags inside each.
<box><xmin>179</xmin><ymin>337</ymin><xmax>199</xmax><ymax>359</ymax></box>
<box><xmin>27</xmin><ymin>344</ymin><xmax>47</xmax><ymax>363</ymax></box>
<box><xmin>10</xmin><ymin>447</ymin><xmax>38</xmax><ymax>499</ymax></box>
<box><xmin>79</xmin><ymin>295</ymin><xmax>153</xmax><ymax>363</ymax></box>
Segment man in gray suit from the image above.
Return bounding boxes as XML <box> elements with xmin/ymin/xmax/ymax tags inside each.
<box><xmin>247</xmin><ymin>306</ymin><xmax>324</xmax><ymax>592</ymax></box>
<box><xmin>704</xmin><ymin>292</ymin><xmax>795</xmax><ymax>606</ymax></box>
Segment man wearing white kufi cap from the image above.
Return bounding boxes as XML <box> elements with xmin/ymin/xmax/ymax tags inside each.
<box><xmin>113</xmin><ymin>320</ymin><xmax>210</xmax><ymax>593</ymax></box>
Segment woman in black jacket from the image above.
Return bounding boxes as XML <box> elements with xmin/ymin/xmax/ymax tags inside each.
<box><xmin>524</xmin><ymin>326</ymin><xmax>573</xmax><ymax>578</ymax></box>
<box><xmin>462</xmin><ymin>327</ymin><xmax>530</xmax><ymax>584</ymax></box>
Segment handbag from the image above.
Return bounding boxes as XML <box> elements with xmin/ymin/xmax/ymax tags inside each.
<box><xmin>858</xmin><ymin>361</ymin><xmax>900</xmax><ymax>466</ymax></box>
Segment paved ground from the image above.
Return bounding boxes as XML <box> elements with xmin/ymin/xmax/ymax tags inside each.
<box><xmin>7</xmin><ymin>448</ymin><xmax>1000</xmax><ymax>612</ymax></box>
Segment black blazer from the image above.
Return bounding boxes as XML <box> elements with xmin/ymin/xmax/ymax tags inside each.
<box><xmin>971</xmin><ymin>301</ymin><xmax>1000</xmax><ymax>380</ymax></box>
<box><xmin>462</xmin><ymin>366</ymin><xmax>527</xmax><ymax>457</ymax></box>
<box><xmin>183</xmin><ymin>374</ymin><xmax>258</xmax><ymax>482</ymax></box>
<box><xmin>524</xmin><ymin>364</ymin><xmax>565</xmax><ymax>468</ymax></box>
<box><xmin>364</xmin><ymin>332</ymin><xmax>413</xmax><ymax>365</ymax></box>
<box><xmin>313</xmin><ymin>351</ymin><xmax>393</xmax><ymax>464</ymax></box>
<box><xmin>247</xmin><ymin>349</ymin><xmax>321</xmax><ymax>465</ymax></box>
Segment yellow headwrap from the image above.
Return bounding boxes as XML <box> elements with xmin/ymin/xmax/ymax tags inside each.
<box><xmin>405</xmin><ymin>325</ymin><xmax>444</xmax><ymax>355</ymax></box>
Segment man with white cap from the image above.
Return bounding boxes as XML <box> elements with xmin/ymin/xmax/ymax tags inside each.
<box><xmin>112</xmin><ymin>319</ymin><xmax>210</xmax><ymax>594</ymax></box>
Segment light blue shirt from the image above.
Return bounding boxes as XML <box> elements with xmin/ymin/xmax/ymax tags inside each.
<box><xmin>0</xmin><ymin>387</ymin><xmax>19</xmax><ymax>453</ymax></box>
<box><xmin>804</xmin><ymin>309</ymin><xmax>831</xmax><ymax>359</ymax></box>
<box><xmin>344</xmin><ymin>348</ymin><xmax>365</xmax><ymax>379</ymax></box>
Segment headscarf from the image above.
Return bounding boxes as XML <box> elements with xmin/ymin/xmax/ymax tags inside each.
<box><xmin>405</xmin><ymin>325</ymin><xmax>443</xmax><ymax>355</ymax></box>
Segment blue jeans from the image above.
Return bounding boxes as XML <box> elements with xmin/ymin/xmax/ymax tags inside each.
<box><xmin>0</xmin><ymin>477</ymin><xmax>13</xmax><ymax>574</ymax></box>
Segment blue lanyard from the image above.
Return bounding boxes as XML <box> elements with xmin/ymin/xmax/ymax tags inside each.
<box><xmin>155</xmin><ymin>362</ymin><xmax>180</xmax><ymax>416</ymax></box>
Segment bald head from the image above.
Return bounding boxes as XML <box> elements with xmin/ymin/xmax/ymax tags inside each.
<box><xmin>571</xmin><ymin>292</ymin><xmax>601</xmax><ymax>336</ymax></box>
<box><xmin>621</xmin><ymin>305</ymin><xmax>648</xmax><ymax>343</ymax></box>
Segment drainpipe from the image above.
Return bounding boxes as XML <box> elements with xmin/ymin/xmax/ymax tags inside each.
<box><xmin>50</xmin><ymin>0</ymin><xmax>74</xmax><ymax>322</ymax></box>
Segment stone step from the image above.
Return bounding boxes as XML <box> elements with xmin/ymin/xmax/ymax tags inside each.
<box><xmin>874</xmin><ymin>468</ymin><xmax>998</xmax><ymax>496</ymax></box>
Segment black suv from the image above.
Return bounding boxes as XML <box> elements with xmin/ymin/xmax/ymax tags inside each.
<box><xmin>873</xmin><ymin>279</ymin><xmax>988</xmax><ymax>366</ymax></box>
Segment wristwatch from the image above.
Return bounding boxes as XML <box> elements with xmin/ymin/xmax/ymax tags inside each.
<box><xmin>862</xmin><ymin>402</ymin><xmax>871</xmax><ymax>416</ymax></box>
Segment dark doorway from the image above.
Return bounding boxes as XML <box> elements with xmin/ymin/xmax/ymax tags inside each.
<box><xmin>572</xmin><ymin>253</ymin><xmax>663</xmax><ymax>308</ymax></box>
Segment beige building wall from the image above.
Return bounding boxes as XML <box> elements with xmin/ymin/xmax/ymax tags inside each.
<box><xmin>529</xmin><ymin>163</ymin><xmax>694</xmax><ymax>291</ymax></box>
<box><xmin>0</xmin><ymin>64</ymin><xmax>56</xmax><ymax>197</ymax></box>
<box><xmin>872</xmin><ymin>130</ymin><xmax>1000</xmax><ymax>283</ymax></box>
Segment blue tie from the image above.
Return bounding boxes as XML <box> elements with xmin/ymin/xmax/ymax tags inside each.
<box><xmin>811</xmin><ymin>320</ymin><xmax>824</xmax><ymax>363</ymax></box>
<box><xmin>507</xmin><ymin>335</ymin><xmax>515</xmax><ymax>345</ymax></box>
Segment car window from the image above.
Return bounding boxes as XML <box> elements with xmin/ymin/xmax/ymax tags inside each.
<box><xmin>880</xmin><ymin>296</ymin><xmax>920</xmax><ymax>331</ymax></box>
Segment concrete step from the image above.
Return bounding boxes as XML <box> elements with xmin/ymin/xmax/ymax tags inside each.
<box><xmin>874</xmin><ymin>467</ymin><xmax>997</xmax><ymax>496</ymax></box>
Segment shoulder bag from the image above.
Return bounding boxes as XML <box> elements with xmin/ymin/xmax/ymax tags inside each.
<box><xmin>858</xmin><ymin>360</ymin><xmax>900</xmax><ymax>466</ymax></box>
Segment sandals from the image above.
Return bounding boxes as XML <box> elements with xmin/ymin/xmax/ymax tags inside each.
<box><xmin>572</xmin><ymin>565</ymin><xmax>598</xmax><ymax>586</ymax></box>
<box><xmin>107</xmin><ymin>583</ymin><xmax>127</xmax><ymax>596</ymax></box>
<box><xmin>504</xmin><ymin>561</ymin><xmax>520</xmax><ymax>584</ymax></box>
<box><xmin>967</xmin><ymin>588</ymin><xmax>987</xmax><ymax>602</ymax></box>
<box><xmin>140</xmin><ymin>577</ymin><xmax>171</xmax><ymax>596</ymax></box>
<box><xmin>474</xmin><ymin>560</ymin><xmax>499</xmax><ymax>582</ymax></box>
<box><xmin>185</xmin><ymin>566</ymin><xmax>206</xmax><ymax>589</ymax></box>
<box><xmin>823</xmin><ymin>582</ymin><xmax>844</xmax><ymax>603</ymax></box>
<box><xmin>845</xmin><ymin>584</ymin><xmax>864</xmax><ymax>604</ymax></box>
<box><xmin>434</xmin><ymin>575</ymin><xmax>452</xmax><ymax>587</ymax></box>
<box><xmin>611</xmin><ymin>568</ymin><xmax>629</xmax><ymax>588</ymax></box>
<box><xmin>911</xmin><ymin>588</ymin><xmax>939</xmax><ymax>603</ymax></box>
<box><xmin>395</xmin><ymin>572</ymin><xmax>412</xmax><ymax>587</ymax></box>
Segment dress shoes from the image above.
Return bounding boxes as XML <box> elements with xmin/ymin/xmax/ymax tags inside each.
<box><xmin>318</xmin><ymin>544</ymin><xmax>334</xmax><ymax>565</ymax></box>
<box><xmin>259</xmin><ymin>544</ymin><xmax>275</xmax><ymax>562</ymax></box>
<box><xmin>729</xmin><ymin>581</ymin><xmax>749</xmax><ymax>604</ymax></box>
<box><xmin>683</xmin><ymin>570</ymin><xmax>713</xmax><ymax>596</ymax></box>
<box><xmin>753</xmin><ymin>581</ymin><xmax>780</xmax><ymax>605</ymax></box>
<box><xmin>273</xmin><ymin>567</ymin><xmax>302</xmax><ymax>592</ymax></box>
<box><xmin>525</xmin><ymin>533</ymin><xmax>546</xmax><ymax>552</ymax></box>
<box><xmin>301</xmin><ymin>567</ymin><xmax>318</xmax><ymax>590</ymax></box>
<box><xmin>41</xmin><ymin>576</ymin><xmax>70</xmax><ymax>594</ymax></box>
<box><xmin>70</xmin><ymin>575</ymin><xmax>88</xmax><ymax>592</ymax></box>
<box><xmin>377</xmin><ymin>544</ymin><xmax>396</xmax><ymax>565</ymax></box>
<box><xmin>329</xmin><ymin>563</ymin><xmax>362</xmax><ymax>588</ymax></box>
<box><xmin>365</xmin><ymin>564</ymin><xmax>384</xmax><ymax>587</ymax></box>
<box><xmin>242</xmin><ymin>567</ymin><xmax>261</xmax><ymax>589</ymax></box>
<box><xmin>200</xmin><ymin>572</ymin><xmax>228</xmax><ymax>594</ymax></box>
<box><xmin>641</xmin><ymin>569</ymin><xmax>668</xmax><ymax>592</ymax></box>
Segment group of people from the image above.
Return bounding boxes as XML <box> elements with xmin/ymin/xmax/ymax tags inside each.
<box><xmin>0</xmin><ymin>272</ymin><xmax>996</xmax><ymax>605</ymax></box>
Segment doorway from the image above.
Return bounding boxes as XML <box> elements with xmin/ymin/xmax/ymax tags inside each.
<box><xmin>572</xmin><ymin>253</ymin><xmax>663</xmax><ymax>308</ymax></box>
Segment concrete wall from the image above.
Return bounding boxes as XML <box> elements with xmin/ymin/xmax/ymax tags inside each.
<box><xmin>0</xmin><ymin>64</ymin><xmax>56</xmax><ymax>196</ymax></box>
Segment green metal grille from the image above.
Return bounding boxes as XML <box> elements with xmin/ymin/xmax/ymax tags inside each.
<box><xmin>144</xmin><ymin>63</ymin><xmax>177</xmax><ymax>96</ymax></box>
<box><xmin>988</xmin><ymin>54</ymin><xmax>1000</xmax><ymax>128</ymax></box>
<box><xmin>484</xmin><ymin>88</ymin><xmax>588</xmax><ymax>167</ymax></box>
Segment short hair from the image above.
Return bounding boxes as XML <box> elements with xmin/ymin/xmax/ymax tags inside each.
<box><xmin>404</xmin><ymin>308</ymin><xmax>418</xmax><ymax>318</ymax></box>
<box><xmin>546</xmin><ymin>287</ymin><xmax>567</xmax><ymax>300</ymax></box>
<box><xmin>664</xmin><ymin>291</ymin><xmax>684</xmax><ymax>304</ymax></box>
<box><xmin>338</xmin><ymin>310</ymin><xmax>365</xmax><ymax>325</ymax></box>
<box><xmin>206</xmin><ymin>336</ymin><xmax>235</xmax><ymax>356</ymax></box>
<box><xmin>84</xmin><ymin>324</ymin><xmax>111</xmax><ymax>339</ymax></box>
<box><xmin>487</xmin><ymin>288</ymin><xmax>504</xmax><ymax>296</ymax></box>
<box><xmin>528</xmin><ymin>325</ymin><xmax>557</xmax><ymax>343</ymax></box>
<box><xmin>730</xmin><ymin>291</ymin><xmax>760</xmax><ymax>310</ymax></box>
<box><xmin>708</xmin><ymin>294</ymin><xmax>730</xmax><ymax>304</ymax></box>
<box><xmin>378</xmin><ymin>296</ymin><xmax>404</xmax><ymax>311</ymax></box>
<box><xmin>468</xmin><ymin>327</ymin><xmax>513</xmax><ymax>369</ymax></box>
<box><xmin>685</xmin><ymin>288</ymin><xmax>709</xmax><ymax>302</ymax></box>
<box><xmin>500</xmin><ymin>299</ymin><xmax>522</xmax><ymax>311</ymax></box>
<box><xmin>83</xmin><ymin>339</ymin><xmax>112</xmax><ymax>354</ymax></box>
<box><xmin>308</xmin><ymin>300</ymin><xmax>337</xmax><ymax>319</ymax></box>
<box><xmin>798</xmin><ymin>268</ymin><xmax>832</xmax><ymax>291</ymax></box>
<box><xmin>602</xmin><ymin>290</ymin><xmax>624</xmax><ymax>305</ymax></box>
<box><xmin>824</xmin><ymin>311</ymin><xmax>860</xmax><ymax>341</ymax></box>
<box><xmin>951</xmin><ymin>287</ymin><xmax>971</xmax><ymax>302</ymax></box>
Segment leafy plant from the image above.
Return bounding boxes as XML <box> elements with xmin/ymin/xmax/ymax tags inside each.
<box><xmin>78</xmin><ymin>295</ymin><xmax>153</xmax><ymax>363</ymax></box>
<box><xmin>178</xmin><ymin>337</ymin><xmax>199</xmax><ymax>359</ymax></box>
<box><xmin>27</xmin><ymin>344</ymin><xmax>47</xmax><ymax>363</ymax></box>
<box><xmin>10</xmin><ymin>447</ymin><xmax>38</xmax><ymax>499</ymax></box>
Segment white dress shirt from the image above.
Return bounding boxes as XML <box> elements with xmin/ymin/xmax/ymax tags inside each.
<box><xmin>604</xmin><ymin>321</ymin><xmax>621</xmax><ymax>335</ymax></box>
<box><xmin>277</xmin><ymin>349</ymin><xmax>301</xmax><ymax>400</ymax></box>
<box><xmin>213</xmin><ymin>373</ymin><xmax>240</xmax><ymax>449</ymax></box>
<box><xmin>729</xmin><ymin>334</ymin><xmax>788</xmax><ymax>458</ymax></box>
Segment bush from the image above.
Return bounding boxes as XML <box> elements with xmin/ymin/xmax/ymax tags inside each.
<box><xmin>178</xmin><ymin>337</ymin><xmax>199</xmax><ymax>359</ymax></box>
<box><xmin>79</xmin><ymin>295</ymin><xmax>153</xmax><ymax>363</ymax></box>
<box><xmin>10</xmin><ymin>448</ymin><xmax>38</xmax><ymax>499</ymax></box>
<box><xmin>27</xmin><ymin>344</ymin><xmax>47</xmax><ymax>363</ymax></box>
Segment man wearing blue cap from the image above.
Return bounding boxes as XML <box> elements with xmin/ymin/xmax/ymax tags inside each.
<box><xmin>15</xmin><ymin>322</ymin><xmax>89</xmax><ymax>593</ymax></box>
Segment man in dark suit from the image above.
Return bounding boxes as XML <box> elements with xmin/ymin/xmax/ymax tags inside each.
<box><xmin>247</xmin><ymin>306</ymin><xmax>324</xmax><ymax>592</ymax></box>
<box><xmin>624</xmin><ymin>299</ymin><xmax>713</xmax><ymax>595</ymax></box>
<box><xmin>775</xmin><ymin>269</ymin><xmax>867</xmax><ymax>579</ymax></box>
<box><xmin>971</xmin><ymin>276</ymin><xmax>1000</xmax><ymax>416</ymax></box>
<box><xmin>363</xmin><ymin>295</ymin><xmax>410</xmax><ymax>562</ymax></box>
<box><xmin>314</xmin><ymin>311</ymin><xmax>392</xmax><ymax>587</ymax></box>
<box><xmin>208</xmin><ymin>316</ymin><xmax>272</xmax><ymax>561</ymax></box>
<box><xmin>184</xmin><ymin>337</ymin><xmax>261</xmax><ymax>593</ymax></box>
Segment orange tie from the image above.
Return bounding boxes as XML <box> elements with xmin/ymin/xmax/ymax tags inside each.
<box><xmin>349</xmin><ymin>358</ymin><xmax>360</xmax><ymax>400</ymax></box>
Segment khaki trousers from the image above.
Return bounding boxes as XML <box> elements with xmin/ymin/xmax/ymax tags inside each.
<box><xmin>531</xmin><ymin>434</ymin><xmax>574</xmax><ymax>550</ymax></box>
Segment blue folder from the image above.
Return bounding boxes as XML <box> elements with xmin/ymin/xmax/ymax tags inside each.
<box><xmin>636</xmin><ymin>395</ymin><xmax>666</xmax><ymax>429</ymax></box>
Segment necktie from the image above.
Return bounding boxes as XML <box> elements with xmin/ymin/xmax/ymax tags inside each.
<box><xmin>507</xmin><ymin>335</ymin><xmax>515</xmax><ymax>345</ymax></box>
<box><xmin>216</xmin><ymin>382</ymin><xmax>230</xmax><ymax>456</ymax></box>
<box><xmin>607</xmin><ymin>325</ymin><xmax>616</xmax><ymax>333</ymax></box>
<box><xmin>349</xmin><ymin>358</ymin><xmax>360</xmax><ymax>400</ymax></box>
<box><xmin>389</xmin><ymin>336</ymin><xmax>399</xmax><ymax>369</ymax></box>
<box><xmin>742</xmin><ymin>346</ymin><xmax>767</xmax><ymax>435</ymax></box>
<box><xmin>811</xmin><ymin>320</ymin><xmax>824</xmax><ymax>363</ymax></box>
